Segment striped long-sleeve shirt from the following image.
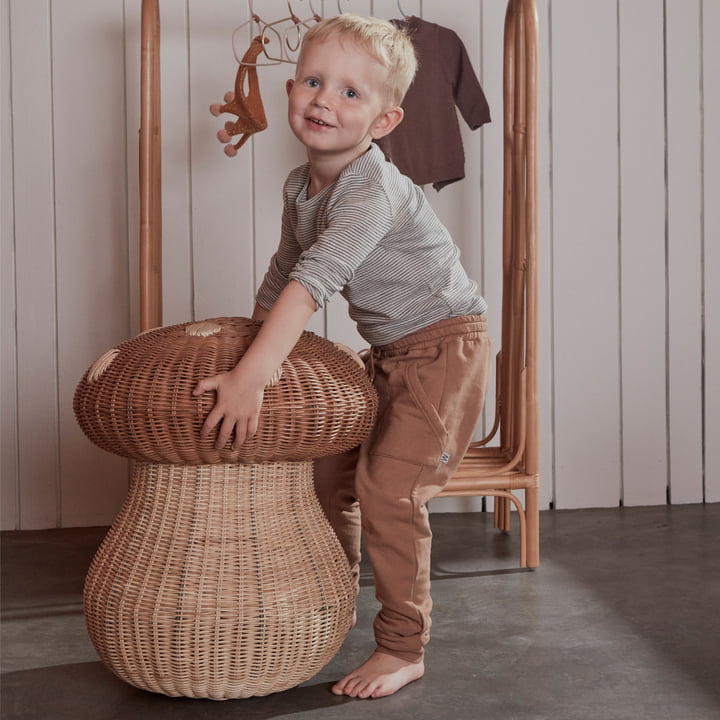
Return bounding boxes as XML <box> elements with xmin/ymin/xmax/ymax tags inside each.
<box><xmin>256</xmin><ymin>143</ymin><xmax>487</xmax><ymax>346</ymax></box>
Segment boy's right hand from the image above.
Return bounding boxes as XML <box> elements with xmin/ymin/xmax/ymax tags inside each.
<box><xmin>193</xmin><ymin>367</ymin><xmax>264</xmax><ymax>450</ymax></box>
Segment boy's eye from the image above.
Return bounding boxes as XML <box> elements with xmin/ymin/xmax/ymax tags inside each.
<box><xmin>305</xmin><ymin>78</ymin><xmax>320</xmax><ymax>88</ymax></box>
<box><xmin>343</xmin><ymin>88</ymin><xmax>358</xmax><ymax>99</ymax></box>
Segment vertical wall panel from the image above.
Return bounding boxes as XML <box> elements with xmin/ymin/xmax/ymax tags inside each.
<box><xmin>10</xmin><ymin>0</ymin><xmax>61</xmax><ymax>529</ymax></box>
<box><xmin>551</xmin><ymin>0</ymin><xmax>621</xmax><ymax>509</ymax></box>
<box><xmin>159</xmin><ymin>2</ymin><xmax>194</xmax><ymax>327</ymax></box>
<box><xmin>189</xmin><ymin>0</ymin><xmax>257</xmax><ymax>321</ymax></box>
<box><xmin>665</xmin><ymin>0</ymin><xmax>704</xmax><ymax>504</ymax></box>
<box><xmin>618</xmin><ymin>1</ymin><xmax>667</xmax><ymax>507</ymax></box>
<box><xmin>124</xmin><ymin>3</ymin><xmax>141</xmax><ymax>333</ymax></box>
<box><xmin>702</xmin><ymin>0</ymin><xmax>720</xmax><ymax>503</ymax></box>
<box><xmin>477</xmin><ymin>0</ymin><xmax>506</xmax><ymax>453</ymax></box>
<box><xmin>536</xmin><ymin>0</ymin><xmax>553</xmax><ymax>510</ymax></box>
<box><xmin>1</xmin><ymin>0</ymin><xmax>19</xmax><ymax>529</ymax></box>
<box><xmin>52</xmin><ymin>0</ymin><xmax>131</xmax><ymax>526</ymax></box>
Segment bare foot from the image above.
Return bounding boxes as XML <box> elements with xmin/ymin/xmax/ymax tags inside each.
<box><xmin>331</xmin><ymin>651</ymin><xmax>424</xmax><ymax>698</ymax></box>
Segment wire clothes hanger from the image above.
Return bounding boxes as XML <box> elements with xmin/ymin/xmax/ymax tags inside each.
<box><xmin>234</xmin><ymin>0</ymin><xmax>321</xmax><ymax>67</ymax></box>
<box><xmin>258</xmin><ymin>1</ymin><xmax>317</xmax><ymax>64</ymax></box>
<box><xmin>233</xmin><ymin>0</ymin><xmax>284</xmax><ymax>66</ymax></box>
<box><xmin>290</xmin><ymin>0</ymin><xmax>321</xmax><ymax>27</ymax></box>
<box><xmin>282</xmin><ymin>0</ymin><xmax>321</xmax><ymax>54</ymax></box>
<box><xmin>262</xmin><ymin>0</ymin><xmax>301</xmax><ymax>63</ymax></box>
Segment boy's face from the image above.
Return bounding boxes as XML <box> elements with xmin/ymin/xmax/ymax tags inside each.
<box><xmin>286</xmin><ymin>35</ymin><xmax>402</xmax><ymax>170</ymax></box>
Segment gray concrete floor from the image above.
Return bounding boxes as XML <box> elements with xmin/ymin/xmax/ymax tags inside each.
<box><xmin>2</xmin><ymin>504</ymin><xmax>720</xmax><ymax>720</ymax></box>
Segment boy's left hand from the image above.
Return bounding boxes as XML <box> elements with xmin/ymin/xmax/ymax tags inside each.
<box><xmin>193</xmin><ymin>369</ymin><xmax>264</xmax><ymax>450</ymax></box>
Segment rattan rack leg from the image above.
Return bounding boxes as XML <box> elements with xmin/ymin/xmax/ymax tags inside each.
<box><xmin>525</xmin><ymin>484</ymin><xmax>540</xmax><ymax>568</ymax></box>
<box><xmin>484</xmin><ymin>490</ymin><xmax>527</xmax><ymax>568</ymax></box>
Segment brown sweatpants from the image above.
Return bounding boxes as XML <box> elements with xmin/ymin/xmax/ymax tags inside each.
<box><xmin>314</xmin><ymin>315</ymin><xmax>491</xmax><ymax>663</ymax></box>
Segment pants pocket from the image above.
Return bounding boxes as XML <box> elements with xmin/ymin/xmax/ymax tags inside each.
<box><xmin>404</xmin><ymin>361</ymin><xmax>449</xmax><ymax>449</ymax></box>
<box><xmin>368</xmin><ymin>357</ymin><xmax>448</xmax><ymax>467</ymax></box>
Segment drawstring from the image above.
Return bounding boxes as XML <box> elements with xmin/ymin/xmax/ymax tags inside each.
<box><xmin>358</xmin><ymin>347</ymin><xmax>378</xmax><ymax>381</ymax></box>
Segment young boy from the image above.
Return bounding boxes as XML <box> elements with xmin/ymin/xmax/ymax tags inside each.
<box><xmin>194</xmin><ymin>14</ymin><xmax>491</xmax><ymax>699</ymax></box>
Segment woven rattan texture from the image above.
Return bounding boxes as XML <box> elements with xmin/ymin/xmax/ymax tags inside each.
<box><xmin>73</xmin><ymin>317</ymin><xmax>378</xmax><ymax>464</ymax></box>
<box><xmin>84</xmin><ymin>460</ymin><xmax>355</xmax><ymax>699</ymax></box>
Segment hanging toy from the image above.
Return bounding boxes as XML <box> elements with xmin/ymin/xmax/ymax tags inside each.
<box><xmin>210</xmin><ymin>35</ymin><xmax>269</xmax><ymax>156</ymax></box>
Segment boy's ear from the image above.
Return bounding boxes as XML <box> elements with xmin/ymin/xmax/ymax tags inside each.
<box><xmin>286</xmin><ymin>78</ymin><xmax>295</xmax><ymax>96</ymax></box>
<box><xmin>370</xmin><ymin>106</ymin><xmax>404</xmax><ymax>140</ymax></box>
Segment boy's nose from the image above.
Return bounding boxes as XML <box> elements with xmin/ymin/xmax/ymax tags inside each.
<box><xmin>313</xmin><ymin>88</ymin><xmax>332</xmax><ymax>110</ymax></box>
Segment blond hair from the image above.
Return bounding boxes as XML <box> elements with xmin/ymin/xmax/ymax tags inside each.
<box><xmin>299</xmin><ymin>14</ymin><xmax>417</xmax><ymax>106</ymax></box>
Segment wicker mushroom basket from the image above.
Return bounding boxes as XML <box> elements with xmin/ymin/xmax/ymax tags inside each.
<box><xmin>74</xmin><ymin>317</ymin><xmax>378</xmax><ymax>699</ymax></box>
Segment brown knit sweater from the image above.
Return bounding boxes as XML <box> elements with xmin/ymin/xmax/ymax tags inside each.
<box><xmin>375</xmin><ymin>16</ymin><xmax>491</xmax><ymax>191</ymax></box>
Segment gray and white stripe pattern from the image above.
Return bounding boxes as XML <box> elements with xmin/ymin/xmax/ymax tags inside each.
<box><xmin>257</xmin><ymin>143</ymin><xmax>487</xmax><ymax>346</ymax></box>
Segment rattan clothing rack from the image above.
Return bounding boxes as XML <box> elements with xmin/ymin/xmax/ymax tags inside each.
<box><xmin>138</xmin><ymin>0</ymin><xmax>540</xmax><ymax>568</ymax></box>
<box><xmin>436</xmin><ymin>0</ymin><xmax>540</xmax><ymax>569</ymax></box>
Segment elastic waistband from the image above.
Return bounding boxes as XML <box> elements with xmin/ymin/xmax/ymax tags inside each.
<box><xmin>374</xmin><ymin>314</ymin><xmax>488</xmax><ymax>357</ymax></box>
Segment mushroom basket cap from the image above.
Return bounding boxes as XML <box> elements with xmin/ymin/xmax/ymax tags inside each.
<box><xmin>73</xmin><ymin>317</ymin><xmax>378</xmax><ymax>464</ymax></box>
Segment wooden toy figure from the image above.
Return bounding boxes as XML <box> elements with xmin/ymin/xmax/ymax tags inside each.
<box><xmin>210</xmin><ymin>36</ymin><xmax>269</xmax><ymax>156</ymax></box>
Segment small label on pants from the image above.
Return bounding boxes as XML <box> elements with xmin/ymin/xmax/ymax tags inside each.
<box><xmin>440</xmin><ymin>452</ymin><xmax>451</xmax><ymax>464</ymax></box>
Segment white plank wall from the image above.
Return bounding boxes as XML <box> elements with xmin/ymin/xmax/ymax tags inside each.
<box><xmin>665</xmin><ymin>0</ymin><xmax>704</xmax><ymax>505</ymax></box>
<box><xmin>551</xmin><ymin>0</ymin><xmax>622</xmax><ymax>508</ymax></box>
<box><xmin>1</xmin><ymin>0</ymin><xmax>17</xmax><ymax>530</ymax></box>
<box><xmin>53</xmin><ymin>0</ymin><xmax>133</xmax><ymax>526</ymax></box>
<box><xmin>705</xmin><ymin>0</ymin><xmax>720</xmax><ymax>504</ymax></box>
<box><xmin>536</xmin><ymin>0</ymin><xmax>554</xmax><ymax>512</ymax></box>
<box><xmin>618</xmin><ymin>0</ymin><xmax>667</xmax><ymax>507</ymax></box>
<box><xmin>2</xmin><ymin>0</ymin><xmax>718</xmax><ymax>529</ymax></box>
<box><xmin>7</xmin><ymin>1</ymin><xmax>64</xmax><ymax>529</ymax></box>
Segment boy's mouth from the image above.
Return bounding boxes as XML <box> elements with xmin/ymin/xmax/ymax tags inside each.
<box><xmin>308</xmin><ymin>116</ymin><xmax>334</xmax><ymax>128</ymax></box>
